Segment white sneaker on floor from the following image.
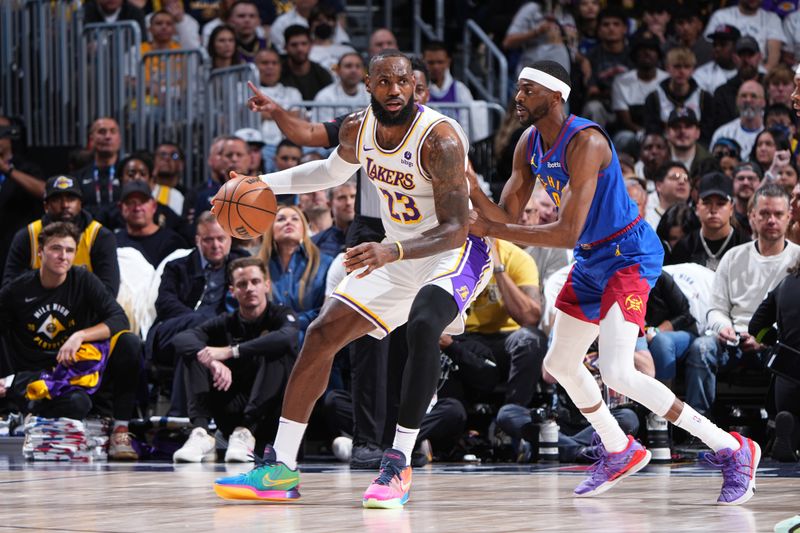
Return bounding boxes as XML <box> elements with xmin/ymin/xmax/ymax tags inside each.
<box><xmin>173</xmin><ymin>427</ymin><xmax>216</xmax><ymax>463</ymax></box>
<box><xmin>224</xmin><ymin>427</ymin><xmax>255</xmax><ymax>463</ymax></box>
<box><xmin>332</xmin><ymin>436</ymin><xmax>353</xmax><ymax>462</ymax></box>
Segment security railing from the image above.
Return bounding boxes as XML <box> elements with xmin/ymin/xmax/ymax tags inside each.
<box><xmin>412</xmin><ymin>0</ymin><xmax>444</xmax><ymax>55</ymax></box>
<box><xmin>462</xmin><ymin>19</ymin><xmax>508</xmax><ymax>107</ymax></box>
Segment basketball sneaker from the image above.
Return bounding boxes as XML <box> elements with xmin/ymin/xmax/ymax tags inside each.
<box><xmin>574</xmin><ymin>434</ymin><xmax>651</xmax><ymax>497</ymax></box>
<box><xmin>173</xmin><ymin>427</ymin><xmax>216</xmax><ymax>463</ymax></box>
<box><xmin>362</xmin><ymin>448</ymin><xmax>412</xmax><ymax>509</ymax></box>
<box><xmin>705</xmin><ymin>432</ymin><xmax>760</xmax><ymax>505</ymax></box>
<box><xmin>214</xmin><ymin>444</ymin><xmax>300</xmax><ymax>501</ymax></box>
<box><xmin>108</xmin><ymin>427</ymin><xmax>139</xmax><ymax>461</ymax></box>
<box><xmin>225</xmin><ymin>427</ymin><xmax>255</xmax><ymax>463</ymax></box>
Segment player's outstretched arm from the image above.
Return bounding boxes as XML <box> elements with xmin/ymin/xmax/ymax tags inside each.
<box><xmin>471</xmin><ymin>129</ymin><xmax>606</xmax><ymax>249</ymax></box>
<box><xmin>342</xmin><ymin>122</ymin><xmax>470</xmax><ymax>278</ymax></box>
<box><xmin>247</xmin><ymin>81</ymin><xmax>331</xmax><ymax>147</ymax></box>
<box><xmin>248</xmin><ymin>114</ymin><xmax>363</xmax><ymax>195</ymax></box>
<box><xmin>469</xmin><ymin>127</ymin><xmax>536</xmax><ymax>224</ymax></box>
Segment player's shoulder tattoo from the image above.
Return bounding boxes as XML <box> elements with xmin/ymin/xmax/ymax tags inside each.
<box><xmin>422</xmin><ymin>122</ymin><xmax>465</xmax><ymax>183</ymax></box>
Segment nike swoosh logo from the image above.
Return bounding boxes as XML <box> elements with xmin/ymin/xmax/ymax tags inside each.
<box><xmin>24</xmin><ymin>297</ymin><xmax>36</xmax><ymax>303</ymax></box>
<box><xmin>363</xmin><ymin>146</ymin><xmax>374</xmax><ymax>152</ymax></box>
<box><xmin>401</xmin><ymin>478</ymin><xmax>411</xmax><ymax>492</ymax></box>
<box><xmin>261</xmin><ymin>473</ymin><xmax>296</xmax><ymax>487</ymax></box>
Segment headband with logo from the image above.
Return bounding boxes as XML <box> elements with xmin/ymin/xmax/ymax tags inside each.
<box><xmin>519</xmin><ymin>67</ymin><xmax>571</xmax><ymax>102</ymax></box>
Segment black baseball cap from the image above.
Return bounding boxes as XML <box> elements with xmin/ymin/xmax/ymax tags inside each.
<box><xmin>630</xmin><ymin>30</ymin><xmax>663</xmax><ymax>57</ymax></box>
<box><xmin>736</xmin><ymin>36</ymin><xmax>760</xmax><ymax>54</ymax></box>
<box><xmin>708</xmin><ymin>24</ymin><xmax>741</xmax><ymax>42</ymax></box>
<box><xmin>44</xmin><ymin>175</ymin><xmax>82</xmax><ymax>200</ymax></box>
<box><xmin>667</xmin><ymin>107</ymin><xmax>699</xmax><ymax>127</ymax></box>
<box><xmin>698</xmin><ymin>172</ymin><xmax>733</xmax><ymax>200</ymax></box>
<box><xmin>119</xmin><ymin>180</ymin><xmax>152</xmax><ymax>202</ymax></box>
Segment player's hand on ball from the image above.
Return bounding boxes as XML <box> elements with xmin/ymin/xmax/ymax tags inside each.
<box><xmin>344</xmin><ymin>242</ymin><xmax>398</xmax><ymax>278</ymax></box>
<box><xmin>469</xmin><ymin>209</ymin><xmax>492</xmax><ymax>238</ymax></box>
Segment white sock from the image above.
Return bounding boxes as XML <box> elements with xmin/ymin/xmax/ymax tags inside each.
<box><xmin>273</xmin><ymin>417</ymin><xmax>307</xmax><ymax>470</ymax></box>
<box><xmin>674</xmin><ymin>405</ymin><xmax>739</xmax><ymax>452</ymax></box>
<box><xmin>113</xmin><ymin>420</ymin><xmax>128</xmax><ymax>432</ymax></box>
<box><xmin>583</xmin><ymin>403</ymin><xmax>629</xmax><ymax>453</ymax></box>
<box><xmin>391</xmin><ymin>424</ymin><xmax>419</xmax><ymax>465</ymax></box>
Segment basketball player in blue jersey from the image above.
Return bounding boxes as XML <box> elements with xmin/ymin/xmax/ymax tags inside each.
<box><xmin>469</xmin><ymin>61</ymin><xmax>759</xmax><ymax>505</ymax></box>
<box><xmin>212</xmin><ymin>50</ymin><xmax>492</xmax><ymax>508</ymax></box>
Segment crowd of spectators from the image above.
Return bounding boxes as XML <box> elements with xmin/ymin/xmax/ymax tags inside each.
<box><xmin>1</xmin><ymin>0</ymin><xmax>800</xmax><ymax>466</ymax></box>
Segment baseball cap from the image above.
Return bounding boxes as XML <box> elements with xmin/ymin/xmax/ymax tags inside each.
<box><xmin>736</xmin><ymin>36</ymin><xmax>759</xmax><ymax>54</ymax></box>
<box><xmin>707</xmin><ymin>24</ymin><xmax>741</xmax><ymax>42</ymax></box>
<box><xmin>235</xmin><ymin>127</ymin><xmax>265</xmax><ymax>147</ymax></box>
<box><xmin>630</xmin><ymin>30</ymin><xmax>662</xmax><ymax>57</ymax></box>
<box><xmin>698</xmin><ymin>172</ymin><xmax>733</xmax><ymax>200</ymax></box>
<box><xmin>44</xmin><ymin>175</ymin><xmax>82</xmax><ymax>200</ymax></box>
<box><xmin>734</xmin><ymin>161</ymin><xmax>764</xmax><ymax>179</ymax></box>
<box><xmin>119</xmin><ymin>180</ymin><xmax>153</xmax><ymax>202</ymax></box>
<box><xmin>667</xmin><ymin>107</ymin><xmax>699</xmax><ymax>127</ymax></box>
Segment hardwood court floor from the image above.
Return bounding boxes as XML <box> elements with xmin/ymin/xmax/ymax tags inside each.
<box><xmin>0</xmin><ymin>455</ymin><xmax>798</xmax><ymax>533</ymax></box>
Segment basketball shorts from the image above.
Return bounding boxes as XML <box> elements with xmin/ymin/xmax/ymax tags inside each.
<box><xmin>555</xmin><ymin>220</ymin><xmax>663</xmax><ymax>333</ymax></box>
<box><xmin>332</xmin><ymin>234</ymin><xmax>492</xmax><ymax>339</ymax></box>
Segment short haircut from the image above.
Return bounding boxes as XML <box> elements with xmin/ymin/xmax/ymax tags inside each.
<box><xmin>654</xmin><ymin>160</ymin><xmax>688</xmax><ymax>183</ymax></box>
<box><xmin>765</xmin><ymin>103</ymin><xmax>793</xmax><ymax>122</ymax></box>
<box><xmin>765</xmin><ymin>64</ymin><xmax>794</xmax><ymax>87</ymax></box>
<box><xmin>410</xmin><ymin>55</ymin><xmax>429</xmax><ymax>82</ymax></box>
<box><xmin>89</xmin><ymin>117</ymin><xmax>118</xmax><ymax>134</ymax></box>
<box><xmin>39</xmin><ymin>221</ymin><xmax>81</xmax><ymax>249</ymax></box>
<box><xmin>528</xmin><ymin>60</ymin><xmax>572</xmax><ymax>88</ymax></box>
<box><xmin>228</xmin><ymin>256</ymin><xmax>267</xmax><ymax>279</ymax></box>
<box><xmin>368</xmin><ymin>48</ymin><xmax>410</xmax><ymax>75</ymax></box>
<box><xmin>752</xmin><ymin>182</ymin><xmax>790</xmax><ymax>211</ymax></box>
<box><xmin>229</xmin><ymin>0</ymin><xmax>258</xmax><ymax>14</ymax></box>
<box><xmin>338</xmin><ymin>51</ymin><xmax>363</xmax><ymax>68</ymax></box>
<box><xmin>597</xmin><ymin>7</ymin><xmax>628</xmax><ymax>26</ymax></box>
<box><xmin>665</xmin><ymin>47</ymin><xmax>696</xmax><ymax>68</ymax></box>
<box><xmin>422</xmin><ymin>40</ymin><xmax>450</xmax><ymax>56</ymax></box>
<box><xmin>255</xmin><ymin>47</ymin><xmax>280</xmax><ymax>61</ymax></box>
<box><xmin>196</xmin><ymin>210</ymin><xmax>218</xmax><ymax>228</ymax></box>
<box><xmin>150</xmin><ymin>9</ymin><xmax>174</xmax><ymax>23</ymax></box>
<box><xmin>277</xmin><ymin>139</ymin><xmax>301</xmax><ymax>152</ymax></box>
<box><xmin>116</xmin><ymin>151</ymin><xmax>154</xmax><ymax>177</ymax></box>
<box><xmin>308</xmin><ymin>3</ymin><xmax>336</xmax><ymax>25</ymax></box>
<box><xmin>284</xmin><ymin>24</ymin><xmax>310</xmax><ymax>44</ymax></box>
<box><xmin>156</xmin><ymin>141</ymin><xmax>184</xmax><ymax>160</ymax></box>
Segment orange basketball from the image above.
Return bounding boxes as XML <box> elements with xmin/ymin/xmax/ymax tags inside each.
<box><xmin>211</xmin><ymin>176</ymin><xmax>277</xmax><ymax>239</ymax></box>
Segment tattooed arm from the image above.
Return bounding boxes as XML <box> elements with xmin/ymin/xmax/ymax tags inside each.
<box><xmin>343</xmin><ymin>121</ymin><xmax>469</xmax><ymax>277</ymax></box>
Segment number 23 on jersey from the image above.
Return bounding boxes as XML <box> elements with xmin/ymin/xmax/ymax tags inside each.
<box><xmin>379</xmin><ymin>188</ymin><xmax>422</xmax><ymax>224</ymax></box>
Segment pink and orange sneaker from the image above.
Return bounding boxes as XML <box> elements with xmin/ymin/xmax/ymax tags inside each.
<box><xmin>574</xmin><ymin>434</ymin><xmax>652</xmax><ymax>497</ymax></box>
<box><xmin>362</xmin><ymin>448</ymin><xmax>412</xmax><ymax>509</ymax></box>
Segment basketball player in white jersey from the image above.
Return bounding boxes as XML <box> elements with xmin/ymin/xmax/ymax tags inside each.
<box><xmin>212</xmin><ymin>50</ymin><xmax>492</xmax><ymax>509</ymax></box>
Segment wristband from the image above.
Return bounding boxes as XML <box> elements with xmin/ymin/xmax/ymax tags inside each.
<box><xmin>493</xmin><ymin>264</ymin><xmax>506</xmax><ymax>274</ymax></box>
<box><xmin>395</xmin><ymin>241</ymin><xmax>404</xmax><ymax>261</ymax></box>
<box><xmin>231</xmin><ymin>344</ymin><xmax>240</xmax><ymax>359</ymax></box>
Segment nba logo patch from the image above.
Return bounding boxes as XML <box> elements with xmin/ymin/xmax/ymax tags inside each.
<box><xmin>404</xmin><ymin>151</ymin><xmax>412</xmax><ymax>160</ymax></box>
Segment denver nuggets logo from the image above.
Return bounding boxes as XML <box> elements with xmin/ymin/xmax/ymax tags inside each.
<box><xmin>624</xmin><ymin>295</ymin><xmax>643</xmax><ymax>313</ymax></box>
<box><xmin>456</xmin><ymin>285</ymin><xmax>470</xmax><ymax>302</ymax></box>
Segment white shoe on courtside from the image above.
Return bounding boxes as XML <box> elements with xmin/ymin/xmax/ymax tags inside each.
<box><xmin>173</xmin><ymin>427</ymin><xmax>216</xmax><ymax>463</ymax></box>
<box><xmin>225</xmin><ymin>427</ymin><xmax>256</xmax><ymax>463</ymax></box>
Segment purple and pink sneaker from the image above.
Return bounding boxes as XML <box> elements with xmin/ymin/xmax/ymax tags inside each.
<box><xmin>574</xmin><ymin>435</ymin><xmax>652</xmax><ymax>497</ymax></box>
<box><xmin>705</xmin><ymin>432</ymin><xmax>761</xmax><ymax>505</ymax></box>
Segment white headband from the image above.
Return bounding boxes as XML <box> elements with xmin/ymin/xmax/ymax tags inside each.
<box><xmin>519</xmin><ymin>67</ymin><xmax>571</xmax><ymax>102</ymax></box>
<box><xmin>795</xmin><ymin>63</ymin><xmax>800</xmax><ymax>78</ymax></box>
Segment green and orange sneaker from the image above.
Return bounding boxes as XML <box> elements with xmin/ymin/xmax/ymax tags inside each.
<box><xmin>213</xmin><ymin>445</ymin><xmax>300</xmax><ymax>501</ymax></box>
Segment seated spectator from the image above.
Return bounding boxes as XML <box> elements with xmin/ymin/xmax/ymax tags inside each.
<box><xmin>228</xmin><ymin>0</ymin><xmax>267</xmax><ymax>63</ymax></box>
<box><xmin>656</xmin><ymin>202</ymin><xmax>698</xmax><ymax>256</ymax></box>
<box><xmin>312</xmin><ymin>53</ymin><xmax>368</xmax><ymax>123</ymax></box>
<box><xmin>272</xmin><ymin>140</ymin><xmax>303</xmax><ymax>205</ymax></box>
<box><xmin>502</xmin><ymin>1</ymin><xmax>575</xmax><ymax>77</ymax></box>
<box><xmin>667</xmin><ymin>6</ymin><xmax>711</xmax><ymax>65</ymax></box>
<box><xmin>149</xmin><ymin>211</ymin><xmax>247</xmax><ymax>371</ymax></box>
<box><xmin>669</xmin><ymin>173</ymin><xmax>748</xmax><ymax>270</ymax></box>
<box><xmin>753</xmin><ymin>128</ymin><xmax>792</xmax><ymax>183</ymax></box>
<box><xmin>3</xmin><ymin>175</ymin><xmax>119</xmax><ymax>296</ymax></box>
<box><xmin>693</xmin><ymin>24</ymin><xmax>739</xmax><ymax>96</ymax></box>
<box><xmin>72</xmin><ymin>117</ymin><xmax>123</xmax><ymax>219</ymax></box>
<box><xmin>152</xmin><ymin>142</ymin><xmax>186</xmax><ymax>215</ymax></box>
<box><xmin>299</xmin><ymin>187</ymin><xmax>332</xmax><ymax>235</ymax></box>
<box><xmin>308</xmin><ymin>4</ymin><xmax>356</xmax><ymax>78</ymax></box>
<box><xmin>367</xmin><ymin>28</ymin><xmax>398</xmax><ymax>58</ymax></box>
<box><xmin>270</xmin><ymin>0</ymin><xmax>349</xmax><ymax>55</ymax></box>
<box><xmin>750</xmin><ymin>255</ymin><xmax>800</xmax><ymax>462</ymax></box>
<box><xmin>252</xmin><ymin>47</ymin><xmax>304</xmax><ymax>173</ymax></box>
<box><xmin>686</xmin><ymin>184</ymin><xmax>800</xmax><ymax>416</ymax></box>
<box><xmin>776</xmin><ymin>162</ymin><xmax>800</xmax><ymax>194</ymax></box>
<box><xmin>258</xmin><ymin>205</ymin><xmax>332</xmax><ymax>344</ymax></box>
<box><xmin>645</xmin><ymin>161</ymin><xmax>691</xmax><ymax>230</ymax></box>
<box><xmin>765</xmin><ymin>65</ymin><xmax>794</xmax><ymax>109</ymax></box>
<box><xmin>460</xmin><ymin>239</ymin><xmax>548</xmax><ymax>411</ymax></box>
<box><xmin>234</xmin><ymin>128</ymin><xmax>267</xmax><ymax>174</ymax></box>
<box><xmin>312</xmin><ymin>178</ymin><xmax>355</xmax><ymax>258</ymax></box>
<box><xmin>664</xmin><ymin>108</ymin><xmax>711</xmax><ymax>178</ymax></box>
<box><xmin>790</xmin><ymin>183</ymin><xmax>800</xmax><ymax>245</ymax></box>
<box><xmin>280</xmin><ymin>25</ymin><xmax>334</xmax><ymax>101</ymax></box>
<box><xmin>114</xmin><ymin>181</ymin><xmax>187</xmax><ymax>268</ymax></box>
<box><xmin>711</xmin><ymin>80</ymin><xmax>765</xmax><ymax>159</ymax></box>
<box><xmin>517</xmin><ymin>188</ymin><xmax>571</xmax><ymax>290</ymax></box>
<box><xmin>643</xmin><ymin>48</ymin><xmax>713</xmax><ymax>142</ymax></box>
<box><xmin>141</xmin><ymin>10</ymin><xmax>182</xmax><ymax>100</ymax></box>
<box><xmin>711</xmin><ymin>137</ymin><xmax>743</xmax><ymax>179</ymax></box>
<box><xmin>732</xmin><ymin>161</ymin><xmax>764</xmax><ymax>238</ymax></box>
<box><xmin>0</xmin><ymin>221</ymin><xmax>141</xmax><ymax>460</ymax></box>
<box><xmin>582</xmin><ymin>7</ymin><xmax>631</xmax><ymax>129</ymax></box>
<box><xmin>784</xmin><ymin>6</ymin><xmax>800</xmax><ymax>64</ymax></box>
<box><xmin>635</xmin><ymin>132</ymin><xmax>669</xmax><ymax>187</ymax></box>
<box><xmin>201</xmin><ymin>0</ymin><xmax>267</xmax><ymax>49</ymax></box>
<box><xmin>711</xmin><ymin>37</ymin><xmax>764</xmax><ymax>131</ymax></box>
<box><xmin>171</xmin><ymin>257</ymin><xmax>298</xmax><ymax>462</ymax></box>
<box><xmin>100</xmin><ymin>153</ymin><xmax>192</xmax><ymax>245</ymax></box>
<box><xmin>84</xmin><ymin>0</ymin><xmax>145</xmax><ymax>34</ymax></box>
<box><xmin>611</xmin><ymin>31</ymin><xmax>668</xmax><ymax>149</ymax></box>
<box><xmin>207</xmin><ymin>24</ymin><xmax>241</xmax><ymax>70</ymax></box>
<box><xmin>764</xmin><ymin>105</ymin><xmax>796</xmax><ymax>154</ymax></box>
<box><xmin>423</xmin><ymin>41</ymin><xmax>474</xmax><ymax>124</ymax></box>
<box><xmin>185</xmin><ymin>136</ymin><xmax>250</xmax><ymax>224</ymax></box>
<box><xmin>0</xmin><ymin>115</ymin><xmax>45</xmax><ymax>274</ymax></box>
<box><xmin>703</xmin><ymin>0</ymin><xmax>786</xmax><ymax>69</ymax></box>
<box><xmin>151</xmin><ymin>0</ymin><xmax>200</xmax><ymax>50</ymax></box>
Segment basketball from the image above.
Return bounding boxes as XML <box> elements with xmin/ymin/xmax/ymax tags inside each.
<box><xmin>211</xmin><ymin>176</ymin><xmax>277</xmax><ymax>239</ymax></box>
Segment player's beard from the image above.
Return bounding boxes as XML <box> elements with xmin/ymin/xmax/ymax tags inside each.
<box><xmin>526</xmin><ymin>100</ymin><xmax>551</xmax><ymax>124</ymax></box>
<box><xmin>371</xmin><ymin>95</ymin><xmax>416</xmax><ymax>126</ymax></box>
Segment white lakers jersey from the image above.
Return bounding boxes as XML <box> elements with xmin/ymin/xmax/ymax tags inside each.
<box><xmin>355</xmin><ymin>104</ymin><xmax>470</xmax><ymax>241</ymax></box>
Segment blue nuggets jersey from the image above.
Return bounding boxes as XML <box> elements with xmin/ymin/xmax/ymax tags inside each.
<box><xmin>526</xmin><ymin>114</ymin><xmax>640</xmax><ymax>246</ymax></box>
